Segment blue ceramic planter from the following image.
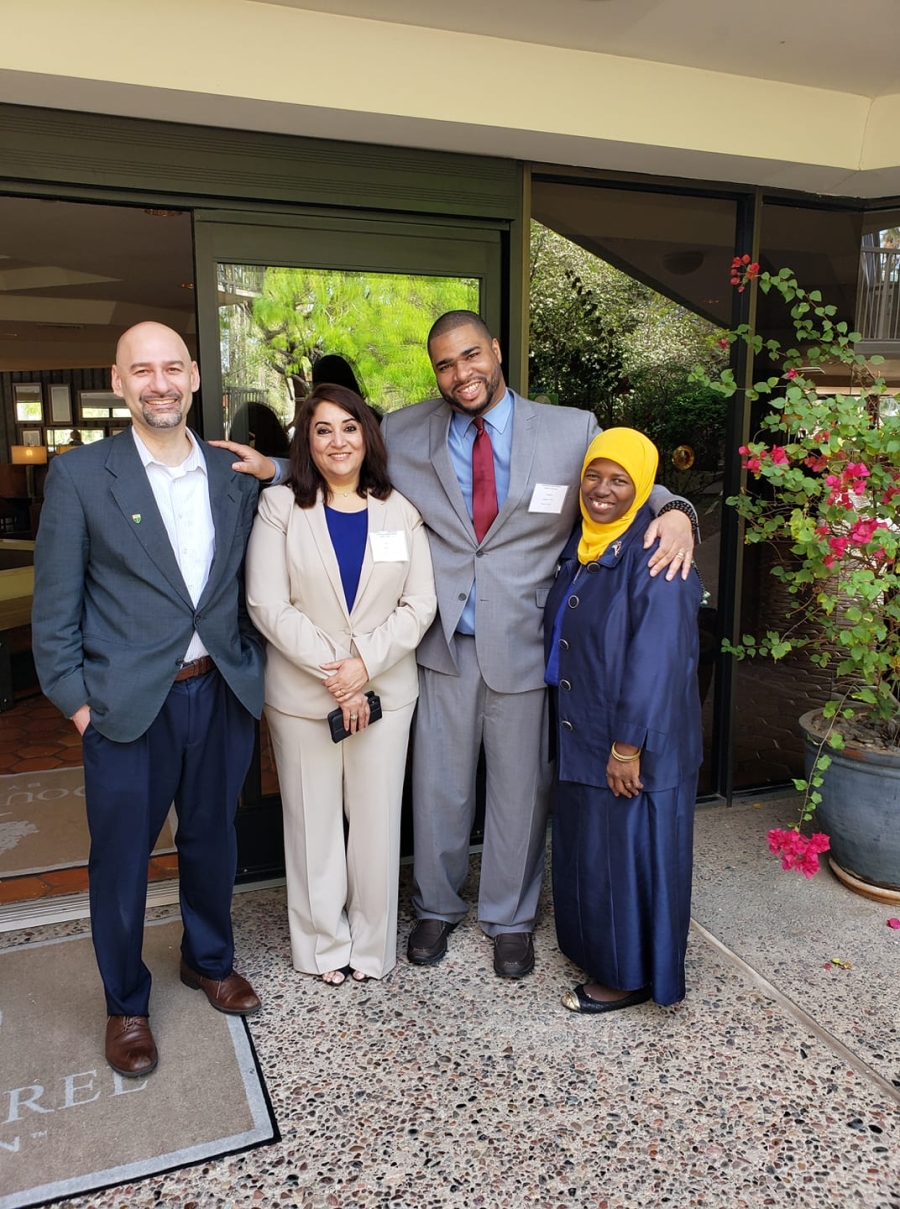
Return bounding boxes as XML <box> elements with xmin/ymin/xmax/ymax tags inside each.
<box><xmin>800</xmin><ymin>709</ymin><xmax>900</xmax><ymax>893</ymax></box>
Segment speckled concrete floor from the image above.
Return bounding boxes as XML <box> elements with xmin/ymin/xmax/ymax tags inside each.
<box><xmin>3</xmin><ymin>799</ymin><xmax>899</xmax><ymax>1209</ymax></box>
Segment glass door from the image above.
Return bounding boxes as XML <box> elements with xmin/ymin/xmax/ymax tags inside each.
<box><xmin>193</xmin><ymin>211</ymin><xmax>505</xmax><ymax>878</ymax></box>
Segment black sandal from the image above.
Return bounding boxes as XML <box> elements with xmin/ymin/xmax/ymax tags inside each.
<box><xmin>322</xmin><ymin>964</ymin><xmax>354</xmax><ymax>987</ymax></box>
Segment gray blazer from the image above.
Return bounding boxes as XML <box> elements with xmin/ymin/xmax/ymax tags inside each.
<box><xmin>381</xmin><ymin>393</ymin><xmax>599</xmax><ymax>694</ymax></box>
<box><xmin>32</xmin><ymin>430</ymin><xmax>265</xmax><ymax>743</ymax></box>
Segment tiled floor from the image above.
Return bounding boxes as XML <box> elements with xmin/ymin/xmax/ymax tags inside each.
<box><xmin>0</xmin><ymin>690</ymin><xmax>84</xmax><ymax>773</ymax></box>
<box><xmin>0</xmin><ymin>689</ymin><xmax>279</xmax><ymax>906</ymax></box>
<box><xmin>0</xmin><ymin>852</ymin><xmax>179</xmax><ymax>904</ymax></box>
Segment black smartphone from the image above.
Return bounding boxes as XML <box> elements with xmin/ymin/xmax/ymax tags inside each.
<box><xmin>327</xmin><ymin>691</ymin><xmax>383</xmax><ymax>743</ymax></box>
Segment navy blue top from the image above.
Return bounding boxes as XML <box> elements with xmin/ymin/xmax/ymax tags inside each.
<box><xmin>543</xmin><ymin>504</ymin><xmax>703</xmax><ymax>792</ymax></box>
<box><xmin>325</xmin><ymin>506</ymin><xmax>368</xmax><ymax>611</ymax></box>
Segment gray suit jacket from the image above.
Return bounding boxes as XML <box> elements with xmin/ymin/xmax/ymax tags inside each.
<box><xmin>32</xmin><ymin>430</ymin><xmax>265</xmax><ymax>743</ymax></box>
<box><xmin>381</xmin><ymin>393</ymin><xmax>599</xmax><ymax>694</ymax></box>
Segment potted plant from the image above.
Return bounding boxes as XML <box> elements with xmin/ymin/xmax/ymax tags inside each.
<box><xmin>701</xmin><ymin>256</ymin><xmax>900</xmax><ymax>898</ymax></box>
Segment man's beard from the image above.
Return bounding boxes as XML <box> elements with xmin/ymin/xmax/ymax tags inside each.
<box><xmin>140</xmin><ymin>395</ymin><xmax>185</xmax><ymax>428</ymax></box>
<box><xmin>439</xmin><ymin>365</ymin><xmax>504</xmax><ymax>418</ymax></box>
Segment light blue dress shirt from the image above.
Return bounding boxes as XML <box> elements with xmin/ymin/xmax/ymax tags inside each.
<box><xmin>448</xmin><ymin>389</ymin><xmax>514</xmax><ymax>635</ymax></box>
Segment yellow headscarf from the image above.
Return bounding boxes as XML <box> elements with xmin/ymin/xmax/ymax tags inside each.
<box><xmin>577</xmin><ymin>427</ymin><xmax>659</xmax><ymax>564</ymax></box>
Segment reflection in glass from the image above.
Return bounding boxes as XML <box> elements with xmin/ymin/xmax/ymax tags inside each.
<box><xmin>527</xmin><ymin>189</ymin><xmax>739</xmax><ymax>794</ymax></box>
<box><xmin>217</xmin><ymin>265</ymin><xmax>480</xmax><ymax>442</ymax></box>
<box><xmin>731</xmin><ymin>200</ymin><xmax>868</xmax><ymax>792</ymax></box>
<box><xmin>14</xmin><ymin>383</ymin><xmax>43</xmax><ymax>423</ymax></box>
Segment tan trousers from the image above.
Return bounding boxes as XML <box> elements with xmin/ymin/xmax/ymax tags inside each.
<box><xmin>265</xmin><ymin>701</ymin><xmax>415</xmax><ymax>979</ymax></box>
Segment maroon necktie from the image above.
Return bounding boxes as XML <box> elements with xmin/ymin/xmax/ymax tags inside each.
<box><xmin>472</xmin><ymin>417</ymin><xmax>498</xmax><ymax>542</ymax></box>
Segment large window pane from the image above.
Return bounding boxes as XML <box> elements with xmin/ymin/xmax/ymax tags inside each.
<box><xmin>218</xmin><ymin>264</ymin><xmax>480</xmax><ymax>445</ymax></box>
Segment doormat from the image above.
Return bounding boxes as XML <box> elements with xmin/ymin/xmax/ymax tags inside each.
<box><xmin>0</xmin><ymin>920</ymin><xmax>278</xmax><ymax>1209</ymax></box>
<box><xmin>0</xmin><ymin>767</ymin><xmax>174</xmax><ymax>877</ymax></box>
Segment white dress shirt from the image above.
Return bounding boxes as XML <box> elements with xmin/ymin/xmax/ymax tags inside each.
<box><xmin>132</xmin><ymin>428</ymin><xmax>215</xmax><ymax>662</ymax></box>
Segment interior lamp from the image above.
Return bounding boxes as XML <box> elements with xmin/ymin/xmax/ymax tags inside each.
<box><xmin>10</xmin><ymin>445</ymin><xmax>48</xmax><ymax>465</ymax></box>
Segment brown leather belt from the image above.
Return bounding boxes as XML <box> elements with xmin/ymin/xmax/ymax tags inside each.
<box><xmin>174</xmin><ymin>655</ymin><xmax>216</xmax><ymax>682</ymax></box>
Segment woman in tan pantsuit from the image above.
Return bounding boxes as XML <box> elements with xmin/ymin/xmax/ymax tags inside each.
<box><xmin>246</xmin><ymin>384</ymin><xmax>436</xmax><ymax>984</ymax></box>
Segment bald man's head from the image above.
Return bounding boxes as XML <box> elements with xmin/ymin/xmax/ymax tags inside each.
<box><xmin>115</xmin><ymin>321</ymin><xmax>192</xmax><ymax>369</ymax></box>
<box><xmin>111</xmin><ymin>322</ymin><xmax>199</xmax><ymax>437</ymax></box>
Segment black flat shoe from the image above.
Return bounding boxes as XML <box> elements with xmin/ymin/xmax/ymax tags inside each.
<box><xmin>561</xmin><ymin>984</ymin><xmax>652</xmax><ymax>1014</ymax></box>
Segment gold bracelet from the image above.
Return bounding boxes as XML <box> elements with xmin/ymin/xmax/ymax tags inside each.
<box><xmin>610</xmin><ymin>743</ymin><xmax>641</xmax><ymax>763</ymax></box>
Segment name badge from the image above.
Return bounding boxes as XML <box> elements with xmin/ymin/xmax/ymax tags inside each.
<box><xmin>370</xmin><ymin>530</ymin><xmax>409</xmax><ymax>562</ymax></box>
<box><xmin>528</xmin><ymin>483</ymin><xmax>569</xmax><ymax>514</ymax></box>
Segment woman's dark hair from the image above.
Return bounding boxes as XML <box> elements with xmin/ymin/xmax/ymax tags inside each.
<box><xmin>289</xmin><ymin>383</ymin><xmax>391</xmax><ymax>508</ymax></box>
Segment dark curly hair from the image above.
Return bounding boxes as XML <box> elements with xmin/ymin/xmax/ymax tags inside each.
<box><xmin>289</xmin><ymin>383</ymin><xmax>391</xmax><ymax>508</ymax></box>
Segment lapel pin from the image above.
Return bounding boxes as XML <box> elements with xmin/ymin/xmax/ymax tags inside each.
<box><xmin>132</xmin><ymin>513</ymin><xmax>142</xmax><ymax>524</ymax></box>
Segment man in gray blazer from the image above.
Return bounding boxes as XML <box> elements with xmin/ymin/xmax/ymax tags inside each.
<box><xmin>32</xmin><ymin>322</ymin><xmax>265</xmax><ymax>1079</ymax></box>
<box><xmin>216</xmin><ymin>311</ymin><xmax>694</xmax><ymax>979</ymax></box>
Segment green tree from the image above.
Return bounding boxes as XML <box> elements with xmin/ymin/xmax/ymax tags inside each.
<box><xmin>243</xmin><ymin>268</ymin><xmax>479</xmax><ymax>416</ymax></box>
<box><xmin>528</xmin><ymin>222</ymin><xmax>728</xmax><ymax>490</ymax></box>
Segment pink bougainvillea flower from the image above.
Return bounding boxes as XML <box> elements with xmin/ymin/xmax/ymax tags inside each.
<box><xmin>767</xmin><ymin>828</ymin><xmax>830</xmax><ymax>877</ymax></box>
<box><xmin>718</xmin><ymin>337</ymin><xmax>730</xmax><ymax>348</ymax></box>
<box><xmin>887</xmin><ymin>918</ymin><xmax>900</xmax><ymax>929</ymax></box>
<box><xmin>805</xmin><ymin>455</ymin><xmax>828</xmax><ymax>472</ymax></box>
<box><xmin>770</xmin><ymin>447</ymin><xmax>789</xmax><ymax>465</ymax></box>
<box><xmin>848</xmin><ymin>518</ymin><xmax>884</xmax><ymax>546</ymax></box>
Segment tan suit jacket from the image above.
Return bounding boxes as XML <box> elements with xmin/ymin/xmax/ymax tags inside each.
<box><xmin>245</xmin><ymin>486</ymin><xmax>436</xmax><ymax>718</ymax></box>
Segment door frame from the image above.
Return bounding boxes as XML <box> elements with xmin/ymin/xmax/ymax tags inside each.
<box><xmin>193</xmin><ymin>207</ymin><xmax>510</xmax><ymax>878</ymax></box>
<box><xmin>193</xmin><ymin>208</ymin><xmax>507</xmax><ymax>440</ymax></box>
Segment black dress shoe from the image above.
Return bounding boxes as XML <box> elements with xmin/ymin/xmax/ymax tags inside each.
<box><xmin>493</xmin><ymin>932</ymin><xmax>535</xmax><ymax>978</ymax></box>
<box><xmin>561</xmin><ymin>984</ymin><xmax>652</xmax><ymax>1014</ymax></box>
<box><xmin>407</xmin><ymin>919</ymin><xmax>456</xmax><ymax>965</ymax></box>
<box><xmin>105</xmin><ymin>1015</ymin><xmax>158</xmax><ymax>1077</ymax></box>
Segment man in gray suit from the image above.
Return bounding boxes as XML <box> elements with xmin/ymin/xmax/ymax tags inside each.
<box><xmin>216</xmin><ymin>311</ymin><xmax>694</xmax><ymax>978</ymax></box>
<box><xmin>33</xmin><ymin>322</ymin><xmax>265</xmax><ymax>1078</ymax></box>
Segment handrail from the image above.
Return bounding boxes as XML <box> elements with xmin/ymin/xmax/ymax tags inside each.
<box><xmin>857</xmin><ymin>247</ymin><xmax>900</xmax><ymax>342</ymax></box>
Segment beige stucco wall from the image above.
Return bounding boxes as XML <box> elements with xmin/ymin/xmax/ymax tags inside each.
<box><xmin>1</xmin><ymin>0</ymin><xmax>898</xmax><ymax>195</ymax></box>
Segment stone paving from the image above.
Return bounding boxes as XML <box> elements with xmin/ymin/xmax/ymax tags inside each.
<box><xmin>2</xmin><ymin>796</ymin><xmax>898</xmax><ymax>1209</ymax></box>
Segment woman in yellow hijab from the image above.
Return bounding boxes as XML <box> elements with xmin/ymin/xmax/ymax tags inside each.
<box><xmin>544</xmin><ymin>428</ymin><xmax>703</xmax><ymax>1014</ymax></box>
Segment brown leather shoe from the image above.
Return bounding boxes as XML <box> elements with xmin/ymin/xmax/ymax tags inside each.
<box><xmin>179</xmin><ymin>960</ymin><xmax>261</xmax><ymax>1015</ymax></box>
<box><xmin>105</xmin><ymin>1015</ymin><xmax>158</xmax><ymax>1077</ymax></box>
<box><xmin>407</xmin><ymin>918</ymin><xmax>457</xmax><ymax>965</ymax></box>
<box><xmin>493</xmin><ymin>932</ymin><xmax>535</xmax><ymax>978</ymax></box>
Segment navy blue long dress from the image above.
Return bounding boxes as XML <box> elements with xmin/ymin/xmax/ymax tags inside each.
<box><xmin>544</xmin><ymin>505</ymin><xmax>703</xmax><ymax>1005</ymax></box>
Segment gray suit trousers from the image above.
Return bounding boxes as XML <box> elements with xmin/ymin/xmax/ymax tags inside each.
<box><xmin>411</xmin><ymin>635</ymin><xmax>551</xmax><ymax>934</ymax></box>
